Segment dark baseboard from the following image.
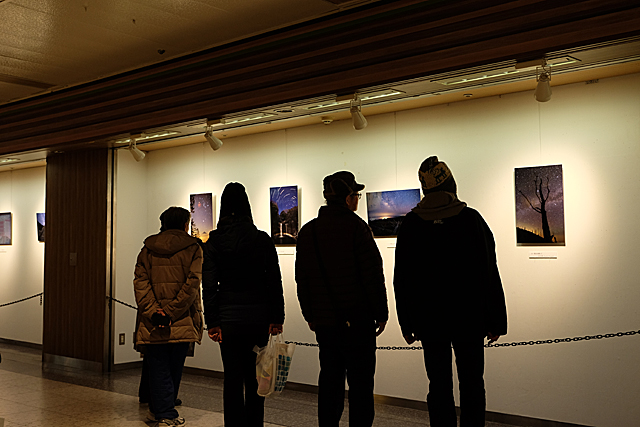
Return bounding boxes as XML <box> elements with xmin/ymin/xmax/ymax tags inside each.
<box><xmin>43</xmin><ymin>353</ymin><xmax>102</xmax><ymax>372</ymax></box>
<box><xmin>485</xmin><ymin>411</ymin><xmax>591</xmax><ymax>427</ymax></box>
<box><xmin>0</xmin><ymin>337</ymin><xmax>43</xmax><ymax>350</ymax></box>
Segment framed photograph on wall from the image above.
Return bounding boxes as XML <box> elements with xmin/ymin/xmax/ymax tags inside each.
<box><xmin>270</xmin><ymin>185</ymin><xmax>299</xmax><ymax>245</ymax></box>
<box><xmin>515</xmin><ymin>164</ymin><xmax>565</xmax><ymax>246</ymax></box>
<box><xmin>190</xmin><ymin>193</ymin><xmax>214</xmax><ymax>243</ymax></box>
<box><xmin>0</xmin><ymin>212</ymin><xmax>12</xmax><ymax>245</ymax></box>
<box><xmin>37</xmin><ymin>213</ymin><xmax>45</xmax><ymax>242</ymax></box>
<box><xmin>366</xmin><ymin>189</ymin><xmax>421</xmax><ymax>237</ymax></box>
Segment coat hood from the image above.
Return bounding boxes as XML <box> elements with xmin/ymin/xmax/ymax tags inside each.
<box><xmin>144</xmin><ymin>229</ymin><xmax>199</xmax><ymax>255</ymax></box>
<box><xmin>210</xmin><ymin>217</ymin><xmax>259</xmax><ymax>254</ymax></box>
<box><xmin>411</xmin><ymin>191</ymin><xmax>467</xmax><ymax>220</ymax></box>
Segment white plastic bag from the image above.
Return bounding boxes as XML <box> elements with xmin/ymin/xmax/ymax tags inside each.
<box><xmin>255</xmin><ymin>333</ymin><xmax>295</xmax><ymax>397</ymax></box>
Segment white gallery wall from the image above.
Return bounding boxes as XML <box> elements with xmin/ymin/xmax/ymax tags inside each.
<box><xmin>0</xmin><ymin>166</ymin><xmax>46</xmax><ymax>344</ymax></box>
<box><xmin>114</xmin><ymin>72</ymin><xmax>640</xmax><ymax>427</ymax></box>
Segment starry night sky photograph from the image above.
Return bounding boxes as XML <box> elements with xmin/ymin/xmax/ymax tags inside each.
<box><xmin>270</xmin><ymin>185</ymin><xmax>299</xmax><ymax>244</ymax></box>
<box><xmin>270</xmin><ymin>186</ymin><xmax>298</xmax><ymax>214</ymax></box>
<box><xmin>366</xmin><ymin>189</ymin><xmax>421</xmax><ymax>237</ymax></box>
<box><xmin>37</xmin><ymin>213</ymin><xmax>45</xmax><ymax>242</ymax></box>
<box><xmin>515</xmin><ymin>165</ymin><xmax>565</xmax><ymax>246</ymax></box>
<box><xmin>190</xmin><ymin>193</ymin><xmax>214</xmax><ymax>243</ymax></box>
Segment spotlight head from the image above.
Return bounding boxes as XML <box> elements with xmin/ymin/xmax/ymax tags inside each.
<box><xmin>128</xmin><ymin>144</ymin><xmax>146</xmax><ymax>162</ymax></box>
<box><xmin>205</xmin><ymin>130</ymin><xmax>223</xmax><ymax>150</ymax></box>
<box><xmin>350</xmin><ymin>105</ymin><xmax>368</xmax><ymax>130</ymax></box>
<box><xmin>535</xmin><ymin>68</ymin><xmax>552</xmax><ymax>102</ymax></box>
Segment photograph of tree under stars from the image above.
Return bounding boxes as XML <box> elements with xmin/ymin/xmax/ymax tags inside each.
<box><xmin>515</xmin><ymin>164</ymin><xmax>565</xmax><ymax>246</ymax></box>
<box><xmin>366</xmin><ymin>189</ymin><xmax>421</xmax><ymax>237</ymax></box>
<box><xmin>270</xmin><ymin>185</ymin><xmax>298</xmax><ymax>245</ymax></box>
<box><xmin>190</xmin><ymin>193</ymin><xmax>214</xmax><ymax>243</ymax></box>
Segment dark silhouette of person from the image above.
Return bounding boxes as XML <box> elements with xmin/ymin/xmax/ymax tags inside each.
<box><xmin>202</xmin><ymin>182</ymin><xmax>284</xmax><ymax>426</ymax></box>
<box><xmin>296</xmin><ymin>171</ymin><xmax>388</xmax><ymax>426</ymax></box>
<box><xmin>393</xmin><ymin>156</ymin><xmax>507</xmax><ymax>427</ymax></box>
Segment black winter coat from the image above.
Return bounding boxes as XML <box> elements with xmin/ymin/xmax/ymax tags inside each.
<box><xmin>393</xmin><ymin>207</ymin><xmax>507</xmax><ymax>338</ymax></box>
<box><xmin>295</xmin><ymin>205</ymin><xmax>388</xmax><ymax>326</ymax></box>
<box><xmin>201</xmin><ymin>217</ymin><xmax>284</xmax><ymax>328</ymax></box>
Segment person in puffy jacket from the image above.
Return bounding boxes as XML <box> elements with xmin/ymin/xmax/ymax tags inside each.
<box><xmin>202</xmin><ymin>182</ymin><xmax>284</xmax><ymax>427</ymax></box>
<box><xmin>393</xmin><ymin>156</ymin><xmax>507</xmax><ymax>427</ymax></box>
<box><xmin>134</xmin><ymin>206</ymin><xmax>204</xmax><ymax>427</ymax></box>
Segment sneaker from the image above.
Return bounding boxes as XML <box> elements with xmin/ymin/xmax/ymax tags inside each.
<box><xmin>155</xmin><ymin>417</ymin><xmax>186</xmax><ymax>427</ymax></box>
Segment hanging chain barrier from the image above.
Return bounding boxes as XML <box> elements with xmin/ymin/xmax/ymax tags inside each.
<box><xmin>282</xmin><ymin>329</ymin><xmax>640</xmax><ymax>350</ymax></box>
<box><xmin>108</xmin><ymin>296</ymin><xmax>138</xmax><ymax>310</ymax></box>
<box><xmin>0</xmin><ymin>292</ymin><xmax>43</xmax><ymax>308</ymax></box>
<box><xmin>0</xmin><ymin>295</ymin><xmax>625</xmax><ymax>351</ymax></box>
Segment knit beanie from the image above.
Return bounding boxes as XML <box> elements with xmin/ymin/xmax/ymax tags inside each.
<box><xmin>418</xmin><ymin>156</ymin><xmax>457</xmax><ymax>195</ymax></box>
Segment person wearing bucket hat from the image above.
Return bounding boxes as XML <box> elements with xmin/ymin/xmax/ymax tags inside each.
<box><xmin>296</xmin><ymin>171</ymin><xmax>388</xmax><ymax>427</ymax></box>
<box><xmin>393</xmin><ymin>156</ymin><xmax>507</xmax><ymax>427</ymax></box>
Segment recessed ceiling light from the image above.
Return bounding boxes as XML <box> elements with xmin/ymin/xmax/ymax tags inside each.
<box><xmin>114</xmin><ymin>131</ymin><xmax>180</xmax><ymax>144</ymax></box>
<box><xmin>436</xmin><ymin>57</ymin><xmax>579</xmax><ymax>86</ymax></box>
<box><xmin>222</xmin><ymin>113</ymin><xmax>275</xmax><ymax>125</ymax></box>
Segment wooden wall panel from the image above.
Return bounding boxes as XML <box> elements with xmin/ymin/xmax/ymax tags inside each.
<box><xmin>43</xmin><ymin>149</ymin><xmax>108</xmax><ymax>365</ymax></box>
<box><xmin>0</xmin><ymin>0</ymin><xmax>639</xmax><ymax>155</ymax></box>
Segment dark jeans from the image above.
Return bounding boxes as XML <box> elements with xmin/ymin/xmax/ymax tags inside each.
<box><xmin>220</xmin><ymin>323</ymin><xmax>270</xmax><ymax>427</ymax></box>
<box><xmin>315</xmin><ymin>321</ymin><xmax>377</xmax><ymax>427</ymax></box>
<box><xmin>421</xmin><ymin>333</ymin><xmax>486</xmax><ymax>427</ymax></box>
<box><xmin>139</xmin><ymin>355</ymin><xmax>150</xmax><ymax>403</ymax></box>
<box><xmin>145</xmin><ymin>342</ymin><xmax>189</xmax><ymax>420</ymax></box>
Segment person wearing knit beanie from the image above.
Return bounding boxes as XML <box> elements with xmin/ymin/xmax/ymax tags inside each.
<box><xmin>412</xmin><ymin>156</ymin><xmax>467</xmax><ymax>221</ymax></box>
<box><xmin>393</xmin><ymin>156</ymin><xmax>507</xmax><ymax>427</ymax></box>
<box><xmin>418</xmin><ymin>156</ymin><xmax>457</xmax><ymax>195</ymax></box>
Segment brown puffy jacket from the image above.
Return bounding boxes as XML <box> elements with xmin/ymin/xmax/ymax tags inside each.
<box><xmin>134</xmin><ymin>229</ymin><xmax>204</xmax><ymax>345</ymax></box>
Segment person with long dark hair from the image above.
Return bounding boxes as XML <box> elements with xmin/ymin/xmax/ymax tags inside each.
<box><xmin>202</xmin><ymin>182</ymin><xmax>285</xmax><ymax>426</ymax></box>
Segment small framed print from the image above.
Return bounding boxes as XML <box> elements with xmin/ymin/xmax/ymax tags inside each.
<box><xmin>0</xmin><ymin>212</ymin><xmax>12</xmax><ymax>245</ymax></box>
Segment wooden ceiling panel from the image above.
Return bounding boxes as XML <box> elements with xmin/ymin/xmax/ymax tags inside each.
<box><xmin>0</xmin><ymin>0</ymin><xmax>639</xmax><ymax>155</ymax></box>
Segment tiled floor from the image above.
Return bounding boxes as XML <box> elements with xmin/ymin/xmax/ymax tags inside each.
<box><xmin>0</xmin><ymin>342</ymin><xmax>515</xmax><ymax>426</ymax></box>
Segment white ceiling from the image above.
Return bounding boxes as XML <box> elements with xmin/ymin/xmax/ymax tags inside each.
<box><xmin>0</xmin><ymin>0</ymin><xmax>378</xmax><ymax>104</ymax></box>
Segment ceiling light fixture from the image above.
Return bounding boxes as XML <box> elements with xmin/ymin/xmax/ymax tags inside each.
<box><xmin>205</xmin><ymin>120</ymin><xmax>224</xmax><ymax>150</ymax></box>
<box><xmin>349</xmin><ymin>94</ymin><xmax>368</xmax><ymax>130</ymax></box>
<box><xmin>306</xmin><ymin>89</ymin><xmax>402</xmax><ymax>111</ymax></box>
<box><xmin>535</xmin><ymin>62</ymin><xmax>552</xmax><ymax>102</ymax></box>
<box><xmin>128</xmin><ymin>135</ymin><xmax>146</xmax><ymax>162</ymax></box>
<box><xmin>222</xmin><ymin>113</ymin><xmax>274</xmax><ymax>125</ymax></box>
<box><xmin>114</xmin><ymin>131</ymin><xmax>180</xmax><ymax>145</ymax></box>
<box><xmin>435</xmin><ymin>56</ymin><xmax>578</xmax><ymax>86</ymax></box>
